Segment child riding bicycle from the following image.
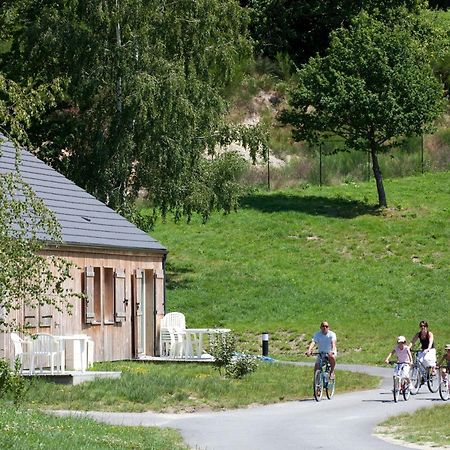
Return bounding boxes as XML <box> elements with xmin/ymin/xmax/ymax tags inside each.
<box><xmin>385</xmin><ymin>336</ymin><xmax>413</xmax><ymax>382</ymax></box>
<box><xmin>438</xmin><ymin>344</ymin><xmax>450</xmax><ymax>380</ymax></box>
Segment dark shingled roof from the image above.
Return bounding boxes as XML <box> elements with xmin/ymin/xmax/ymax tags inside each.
<box><xmin>0</xmin><ymin>136</ymin><xmax>166</xmax><ymax>253</ymax></box>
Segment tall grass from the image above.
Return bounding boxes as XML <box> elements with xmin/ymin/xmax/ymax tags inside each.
<box><xmin>150</xmin><ymin>172</ymin><xmax>450</xmax><ymax>365</ymax></box>
<box><xmin>0</xmin><ymin>404</ymin><xmax>187</xmax><ymax>450</ymax></box>
<box><xmin>21</xmin><ymin>362</ymin><xmax>379</xmax><ymax>412</ymax></box>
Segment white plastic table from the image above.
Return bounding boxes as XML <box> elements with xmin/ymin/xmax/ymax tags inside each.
<box><xmin>55</xmin><ymin>335</ymin><xmax>92</xmax><ymax>372</ymax></box>
<box><xmin>184</xmin><ymin>328</ymin><xmax>231</xmax><ymax>358</ymax></box>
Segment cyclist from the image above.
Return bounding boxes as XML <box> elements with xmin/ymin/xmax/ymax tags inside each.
<box><xmin>438</xmin><ymin>344</ymin><xmax>450</xmax><ymax>381</ymax></box>
<box><xmin>385</xmin><ymin>335</ymin><xmax>413</xmax><ymax>382</ymax></box>
<box><xmin>409</xmin><ymin>320</ymin><xmax>437</xmax><ymax>371</ymax></box>
<box><xmin>305</xmin><ymin>321</ymin><xmax>337</xmax><ymax>379</ymax></box>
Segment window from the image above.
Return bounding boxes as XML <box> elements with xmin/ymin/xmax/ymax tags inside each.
<box><xmin>103</xmin><ymin>268</ymin><xmax>114</xmax><ymax>324</ymax></box>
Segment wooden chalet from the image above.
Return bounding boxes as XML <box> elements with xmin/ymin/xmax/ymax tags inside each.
<box><xmin>0</xmin><ymin>136</ymin><xmax>167</xmax><ymax>363</ymax></box>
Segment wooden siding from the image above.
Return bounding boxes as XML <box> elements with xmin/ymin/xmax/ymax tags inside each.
<box><xmin>0</xmin><ymin>246</ymin><xmax>166</xmax><ymax>363</ymax></box>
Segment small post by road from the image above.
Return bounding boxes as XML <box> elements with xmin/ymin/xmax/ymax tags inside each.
<box><xmin>262</xmin><ymin>332</ymin><xmax>269</xmax><ymax>357</ymax></box>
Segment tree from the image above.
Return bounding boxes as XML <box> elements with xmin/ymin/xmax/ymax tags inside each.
<box><xmin>0</xmin><ymin>75</ymin><xmax>77</xmax><ymax>331</ymax></box>
<box><xmin>280</xmin><ymin>8</ymin><xmax>446</xmax><ymax>207</ymax></box>
<box><xmin>1</xmin><ymin>0</ymin><xmax>266</xmax><ymax>223</ymax></box>
<box><xmin>244</xmin><ymin>0</ymin><xmax>428</xmax><ymax>66</ymax></box>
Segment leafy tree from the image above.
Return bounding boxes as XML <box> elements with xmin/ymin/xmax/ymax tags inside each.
<box><xmin>0</xmin><ymin>75</ymin><xmax>78</xmax><ymax>331</ymax></box>
<box><xmin>280</xmin><ymin>8</ymin><xmax>446</xmax><ymax>207</ymax></box>
<box><xmin>244</xmin><ymin>0</ymin><xmax>429</xmax><ymax>66</ymax></box>
<box><xmin>1</xmin><ymin>0</ymin><xmax>266</xmax><ymax>223</ymax></box>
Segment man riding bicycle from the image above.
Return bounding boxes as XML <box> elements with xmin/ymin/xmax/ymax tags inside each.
<box><xmin>305</xmin><ymin>321</ymin><xmax>337</xmax><ymax>379</ymax></box>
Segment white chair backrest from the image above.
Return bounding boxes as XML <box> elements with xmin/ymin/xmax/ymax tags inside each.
<box><xmin>10</xmin><ymin>333</ymin><xmax>23</xmax><ymax>356</ymax></box>
<box><xmin>33</xmin><ymin>333</ymin><xmax>59</xmax><ymax>353</ymax></box>
<box><xmin>161</xmin><ymin>312</ymin><xmax>186</xmax><ymax>329</ymax></box>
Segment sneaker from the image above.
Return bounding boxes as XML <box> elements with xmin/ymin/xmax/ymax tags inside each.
<box><xmin>330</xmin><ymin>372</ymin><xmax>335</xmax><ymax>380</ymax></box>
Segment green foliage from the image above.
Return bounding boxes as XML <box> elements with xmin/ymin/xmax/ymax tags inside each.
<box><xmin>0</xmin><ymin>358</ymin><xmax>29</xmax><ymax>405</ymax></box>
<box><xmin>0</xmin><ymin>166</ymin><xmax>79</xmax><ymax>331</ymax></box>
<box><xmin>1</xmin><ymin>0</ymin><xmax>267</xmax><ymax>221</ymax></box>
<box><xmin>226</xmin><ymin>353</ymin><xmax>258</xmax><ymax>379</ymax></box>
<box><xmin>280</xmin><ymin>7</ymin><xmax>447</xmax><ymax>206</ymax></box>
<box><xmin>209</xmin><ymin>332</ymin><xmax>237</xmax><ymax>374</ymax></box>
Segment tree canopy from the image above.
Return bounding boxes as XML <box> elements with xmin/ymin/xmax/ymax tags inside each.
<box><xmin>1</xmin><ymin>0</ymin><xmax>266</xmax><ymax>223</ymax></box>
<box><xmin>244</xmin><ymin>0</ymin><xmax>440</xmax><ymax>67</ymax></box>
<box><xmin>280</xmin><ymin>7</ymin><xmax>446</xmax><ymax>207</ymax></box>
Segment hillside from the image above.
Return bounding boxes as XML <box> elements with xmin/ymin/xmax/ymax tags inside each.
<box><xmin>151</xmin><ymin>172</ymin><xmax>450</xmax><ymax>364</ymax></box>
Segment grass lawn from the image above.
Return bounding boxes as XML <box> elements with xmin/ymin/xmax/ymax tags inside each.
<box><xmin>0</xmin><ymin>404</ymin><xmax>187</xmax><ymax>450</ymax></box>
<box><xmin>376</xmin><ymin>403</ymin><xmax>450</xmax><ymax>448</ymax></box>
<box><xmin>19</xmin><ymin>361</ymin><xmax>379</xmax><ymax>412</ymax></box>
<box><xmin>149</xmin><ymin>172</ymin><xmax>450</xmax><ymax>365</ymax></box>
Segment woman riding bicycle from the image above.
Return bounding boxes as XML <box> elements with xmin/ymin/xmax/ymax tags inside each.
<box><xmin>409</xmin><ymin>320</ymin><xmax>437</xmax><ymax>371</ymax></box>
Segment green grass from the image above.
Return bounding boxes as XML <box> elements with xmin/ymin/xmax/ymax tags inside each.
<box><xmin>149</xmin><ymin>172</ymin><xmax>450</xmax><ymax>365</ymax></box>
<box><xmin>377</xmin><ymin>403</ymin><xmax>450</xmax><ymax>447</ymax></box>
<box><xmin>0</xmin><ymin>404</ymin><xmax>187</xmax><ymax>450</ymax></box>
<box><xmin>18</xmin><ymin>361</ymin><xmax>378</xmax><ymax>412</ymax></box>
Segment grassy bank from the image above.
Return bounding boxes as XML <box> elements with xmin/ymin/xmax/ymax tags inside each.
<box><xmin>376</xmin><ymin>403</ymin><xmax>450</xmax><ymax>448</ymax></box>
<box><xmin>149</xmin><ymin>172</ymin><xmax>450</xmax><ymax>364</ymax></box>
<box><xmin>0</xmin><ymin>404</ymin><xmax>187</xmax><ymax>450</ymax></box>
<box><xmin>19</xmin><ymin>362</ymin><xmax>378</xmax><ymax>412</ymax></box>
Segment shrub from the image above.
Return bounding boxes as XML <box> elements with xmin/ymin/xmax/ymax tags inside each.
<box><xmin>0</xmin><ymin>358</ymin><xmax>29</xmax><ymax>405</ymax></box>
<box><xmin>209</xmin><ymin>333</ymin><xmax>258</xmax><ymax>379</ymax></box>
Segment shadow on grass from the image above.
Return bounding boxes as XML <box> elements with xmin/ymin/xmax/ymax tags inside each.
<box><xmin>165</xmin><ymin>262</ymin><xmax>194</xmax><ymax>291</ymax></box>
<box><xmin>241</xmin><ymin>193</ymin><xmax>379</xmax><ymax>219</ymax></box>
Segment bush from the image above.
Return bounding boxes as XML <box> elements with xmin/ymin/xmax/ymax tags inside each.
<box><xmin>209</xmin><ymin>333</ymin><xmax>258</xmax><ymax>379</ymax></box>
<box><xmin>0</xmin><ymin>358</ymin><xmax>29</xmax><ymax>405</ymax></box>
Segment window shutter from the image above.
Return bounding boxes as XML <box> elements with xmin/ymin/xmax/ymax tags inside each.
<box><xmin>114</xmin><ymin>268</ymin><xmax>127</xmax><ymax>322</ymax></box>
<box><xmin>84</xmin><ymin>266</ymin><xmax>95</xmax><ymax>324</ymax></box>
<box><xmin>24</xmin><ymin>304</ymin><xmax>38</xmax><ymax>328</ymax></box>
<box><xmin>39</xmin><ymin>302</ymin><xmax>52</xmax><ymax>327</ymax></box>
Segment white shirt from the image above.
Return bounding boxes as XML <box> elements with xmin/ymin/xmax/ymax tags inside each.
<box><xmin>312</xmin><ymin>330</ymin><xmax>337</xmax><ymax>353</ymax></box>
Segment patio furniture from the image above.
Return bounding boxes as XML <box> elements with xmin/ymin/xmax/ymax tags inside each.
<box><xmin>160</xmin><ymin>312</ymin><xmax>186</xmax><ymax>357</ymax></box>
<box><xmin>55</xmin><ymin>334</ymin><xmax>94</xmax><ymax>372</ymax></box>
<box><xmin>10</xmin><ymin>333</ymin><xmax>33</xmax><ymax>372</ymax></box>
<box><xmin>184</xmin><ymin>328</ymin><xmax>231</xmax><ymax>358</ymax></box>
<box><xmin>30</xmin><ymin>333</ymin><xmax>65</xmax><ymax>375</ymax></box>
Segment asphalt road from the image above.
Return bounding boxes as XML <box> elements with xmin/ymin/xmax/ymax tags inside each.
<box><xmin>53</xmin><ymin>363</ymin><xmax>446</xmax><ymax>450</ymax></box>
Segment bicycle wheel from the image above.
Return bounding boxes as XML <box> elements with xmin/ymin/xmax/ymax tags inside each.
<box><xmin>393</xmin><ymin>376</ymin><xmax>399</xmax><ymax>403</ymax></box>
<box><xmin>314</xmin><ymin>369</ymin><xmax>323</xmax><ymax>402</ymax></box>
<box><xmin>409</xmin><ymin>365</ymin><xmax>420</xmax><ymax>395</ymax></box>
<box><xmin>427</xmin><ymin>368</ymin><xmax>439</xmax><ymax>393</ymax></box>
<box><xmin>402</xmin><ymin>379</ymin><xmax>410</xmax><ymax>401</ymax></box>
<box><xmin>438</xmin><ymin>370</ymin><xmax>449</xmax><ymax>401</ymax></box>
<box><xmin>326</xmin><ymin>374</ymin><xmax>335</xmax><ymax>399</ymax></box>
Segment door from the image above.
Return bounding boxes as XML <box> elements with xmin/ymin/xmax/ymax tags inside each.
<box><xmin>132</xmin><ymin>269</ymin><xmax>145</xmax><ymax>357</ymax></box>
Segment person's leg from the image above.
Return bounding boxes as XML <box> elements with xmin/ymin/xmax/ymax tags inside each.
<box><xmin>328</xmin><ymin>353</ymin><xmax>336</xmax><ymax>378</ymax></box>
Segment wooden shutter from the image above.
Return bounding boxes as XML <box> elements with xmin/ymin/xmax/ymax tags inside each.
<box><xmin>39</xmin><ymin>302</ymin><xmax>52</xmax><ymax>327</ymax></box>
<box><xmin>114</xmin><ymin>268</ymin><xmax>127</xmax><ymax>322</ymax></box>
<box><xmin>84</xmin><ymin>266</ymin><xmax>95</xmax><ymax>324</ymax></box>
<box><xmin>24</xmin><ymin>304</ymin><xmax>38</xmax><ymax>328</ymax></box>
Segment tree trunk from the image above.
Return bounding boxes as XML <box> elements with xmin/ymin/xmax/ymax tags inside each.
<box><xmin>370</xmin><ymin>144</ymin><xmax>387</xmax><ymax>207</ymax></box>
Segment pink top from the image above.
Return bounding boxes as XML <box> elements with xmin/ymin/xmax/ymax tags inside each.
<box><xmin>394</xmin><ymin>346</ymin><xmax>410</xmax><ymax>363</ymax></box>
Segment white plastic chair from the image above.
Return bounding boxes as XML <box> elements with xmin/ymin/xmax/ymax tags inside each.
<box><xmin>30</xmin><ymin>333</ymin><xmax>65</xmax><ymax>375</ymax></box>
<box><xmin>159</xmin><ymin>313</ymin><xmax>186</xmax><ymax>357</ymax></box>
<box><xmin>10</xmin><ymin>333</ymin><xmax>33</xmax><ymax>372</ymax></box>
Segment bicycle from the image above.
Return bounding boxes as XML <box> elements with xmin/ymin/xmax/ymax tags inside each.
<box><xmin>409</xmin><ymin>350</ymin><xmax>438</xmax><ymax>395</ymax></box>
<box><xmin>312</xmin><ymin>352</ymin><xmax>335</xmax><ymax>402</ymax></box>
<box><xmin>388</xmin><ymin>362</ymin><xmax>411</xmax><ymax>402</ymax></box>
<box><xmin>437</xmin><ymin>365</ymin><xmax>449</xmax><ymax>401</ymax></box>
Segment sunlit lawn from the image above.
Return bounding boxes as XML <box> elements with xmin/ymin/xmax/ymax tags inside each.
<box><xmin>20</xmin><ymin>361</ymin><xmax>379</xmax><ymax>413</ymax></box>
<box><xmin>0</xmin><ymin>404</ymin><xmax>187</xmax><ymax>450</ymax></box>
<box><xmin>377</xmin><ymin>403</ymin><xmax>450</xmax><ymax>447</ymax></box>
<box><xmin>149</xmin><ymin>172</ymin><xmax>450</xmax><ymax>365</ymax></box>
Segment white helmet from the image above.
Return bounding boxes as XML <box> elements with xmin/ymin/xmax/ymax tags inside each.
<box><xmin>397</xmin><ymin>336</ymin><xmax>407</xmax><ymax>343</ymax></box>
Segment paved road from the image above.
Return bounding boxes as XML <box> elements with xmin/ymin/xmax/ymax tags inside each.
<box><xmin>53</xmin><ymin>363</ymin><xmax>446</xmax><ymax>450</ymax></box>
